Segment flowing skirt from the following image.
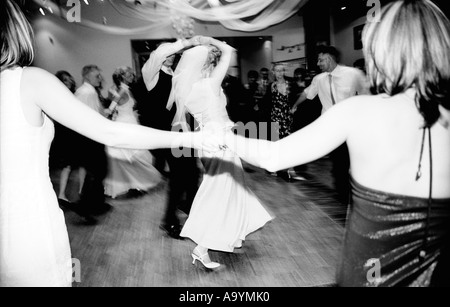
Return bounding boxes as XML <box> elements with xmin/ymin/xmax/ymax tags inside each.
<box><xmin>103</xmin><ymin>108</ymin><xmax>162</xmax><ymax>198</ymax></box>
<box><xmin>180</xmin><ymin>149</ymin><xmax>273</xmax><ymax>252</ymax></box>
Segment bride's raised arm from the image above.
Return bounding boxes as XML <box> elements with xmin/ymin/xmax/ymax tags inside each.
<box><xmin>198</xmin><ymin>37</ymin><xmax>234</xmax><ymax>91</ymax></box>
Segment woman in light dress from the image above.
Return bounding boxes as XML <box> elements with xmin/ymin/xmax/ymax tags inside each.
<box><xmin>170</xmin><ymin>37</ymin><xmax>273</xmax><ymax>269</ymax></box>
<box><xmin>0</xmin><ymin>0</ymin><xmax>218</xmax><ymax>287</ymax></box>
<box><xmin>103</xmin><ymin>67</ymin><xmax>162</xmax><ymax>198</ymax></box>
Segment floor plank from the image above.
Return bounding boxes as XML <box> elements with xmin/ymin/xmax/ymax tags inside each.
<box><xmin>52</xmin><ymin>157</ymin><xmax>346</xmax><ymax>287</ymax></box>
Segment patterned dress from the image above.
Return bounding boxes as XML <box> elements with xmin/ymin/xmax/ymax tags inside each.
<box><xmin>270</xmin><ymin>81</ymin><xmax>293</xmax><ymax>140</ymax></box>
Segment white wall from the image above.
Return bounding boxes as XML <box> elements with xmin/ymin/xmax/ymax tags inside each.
<box><xmin>31</xmin><ymin>4</ymin><xmax>304</xmax><ymax>90</ymax></box>
<box><xmin>33</xmin><ymin>16</ymin><xmax>134</xmax><ymax>92</ymax></box>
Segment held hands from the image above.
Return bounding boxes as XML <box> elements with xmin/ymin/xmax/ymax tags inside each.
<box><xmin>191</xmin><ymin>130</ymin><xmax>222</xmax><ymax>154</ymax></box>
<box><xmin>188</xmin><ymin>35</ymin><xmax>210</xmax><ymax>46</ymax></box>
<box><xmin>190</xmin><ymin>129</ymin><xmax>231</xmax><ymax>155</ymax></box>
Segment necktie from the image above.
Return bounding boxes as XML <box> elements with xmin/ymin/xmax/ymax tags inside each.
<box><xmin>328</xmin><ymin>74</ymin><xmax>336</xmax><ymax>105</ymax></box>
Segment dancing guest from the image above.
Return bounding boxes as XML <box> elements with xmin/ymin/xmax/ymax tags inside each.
<box><xmin>140</xmin><ymin>38</ymin><xmax>202</xmax><ymax>239</ymax></box>
<box><xmin>270</xmin><ymin>63</ymin><xmax>295</xmax><ymax>180</ymax></box>
<box><xmin>292</xmin><ymin>46</ymin><xmax>369</xmax><ymax>203</ymax></box>
<box><xmin>0</xmin><ymin>0</ymin><xmax>219</xmax><ymax>287</ymax></box>
<box><xmin>171</xmin><ymin>37</ymin><xmax>273</xmax><ymax>269</ymax></box>
<box><xmin>103</xmin><ymin>67</ymin><xmax>162</xmax><ymax>198</ymax></box>
<box><xmin>75</xmin><ymin>65</ymin><xmax>110</xmax><ymax>216</ymax></box>
<box><xmin>224</xmin><ymin>0</ymin><xmax>450</xmax><ymax>286</ymax></box>
<box><xmin>50</xmin><ymin>71</ymin><xmax>86</xmax><ymax>202</ymax></box>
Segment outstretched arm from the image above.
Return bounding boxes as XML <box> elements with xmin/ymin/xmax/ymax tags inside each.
<box><xmin>23</xmin><ymin>67</ymin><xmax>219</xmax><ymax>152</ymax></box>
<box><xmin>225</xmin><ymin>100</ymin><xmax>357</xmax><ymax>172</ymax></box>
<box><xmin>290</xmin><ymin>91</ymin><xmax>308</xmax><ymax>114</ymax></box>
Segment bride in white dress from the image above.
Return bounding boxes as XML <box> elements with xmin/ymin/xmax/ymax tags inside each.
<box><xmin>103</xmin><ymin>67</ymin><xmax>162</xmax><ymax>198</ymax></box>
<box><xmin>171</xmin><ymin>37</ymin><xmax>274</xmax><ymax>269</ymax></box>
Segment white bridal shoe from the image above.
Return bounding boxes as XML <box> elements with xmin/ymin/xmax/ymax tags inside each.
<box><xmin>191</xmin><ymin>247</ymin><xmax>221</xmax><ymax>269</ymax></box>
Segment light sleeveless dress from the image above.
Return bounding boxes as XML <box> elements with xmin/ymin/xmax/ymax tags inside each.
<box><xmin>180</xmin><ymin>79</ymin><xmax>274</xmax><ymax>252</ymax></box>
<box><xmin>103</xmin><ymin>85</ymin><xmax>162</xmax><ymax>198</ymax></box>
<box><xmin>0</xmin><ymin>67</ymin><xmax>72</xmax><ymax>286</ymax></box>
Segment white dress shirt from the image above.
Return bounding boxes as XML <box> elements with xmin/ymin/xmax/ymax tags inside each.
<box><xmin>141</xmin><ymin>40</ymin><xmax>184</xmax><ymax>92</ymax></box>
<box><xmin>305</xmin><ymin>65</ymin><xmax>369</xmax><ymax>114</ymax></box>
<box><xmin>75</xmin><ymin>82</ymin><xmax>103</xmax><ymax>114</ymax></box>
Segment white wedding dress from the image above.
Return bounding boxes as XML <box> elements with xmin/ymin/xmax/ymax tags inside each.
<box><xmin>103</xmin><ymin>85</ymin><xmax>162</xmax><ymax>198</ymax></box>
<box><xmin>180</xmin><ymin>79</ymin><xmax>273</xmax><ymax>252</ymax></box>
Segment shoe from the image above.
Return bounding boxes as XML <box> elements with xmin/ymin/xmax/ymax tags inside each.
<box><xmin>160</xmin><ymin>224</ymin><xmax>184</xmax><ymax>240</ymax></box>
<box><xmin>191</xmin><ymin>247</ymin><xmax>221</xmax><ymax>269</ymax></box>
<box><xmin>58</xmin><ymin>198</ymin><xmax>71</xmax><ymax>208</ymax></box>
<box><xmin>288</xmin><ymin>171</ymin><xmax>307</xmax><ymax>181</ymax></box>
<box><xmin>277</xmin><ymin>171</ymin><xmax>292</xmax><ymax>182</ymax></box>
<box><xmin>62</xmin><ymin>200</ymin><xmax>97</xmax><ymax>225</ymax></box>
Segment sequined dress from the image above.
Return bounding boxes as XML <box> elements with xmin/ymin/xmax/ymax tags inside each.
<box><xmin>337</xmin><ymin>177</ymin><xmax>450</xmax><ymax>287</ymax></box>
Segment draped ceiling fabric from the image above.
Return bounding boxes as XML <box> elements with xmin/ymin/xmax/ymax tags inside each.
<box><xmin>33</xmin><ymin>0</ymin><xmax>307</xmax><ymax>36</ymax></box>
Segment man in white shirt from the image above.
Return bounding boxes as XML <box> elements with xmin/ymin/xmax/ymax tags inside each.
<box><xmin>291</xmin><ymin>46</ymin><xmax>369</xmax><ymax>204</ymax></box>
<box><xmin>74</xmin><ymin>65</ymin><xmax>110</xmax><ymax>220</ymax></box>
<box><xmin>292</xmin><ymin>46</ymin><xmax>369</xmax><ymax>114</ymax></box>
<box><xmin>75</xmin><ymin>65</ymin><xmax>105</xmax><ymax>115</ymax></box>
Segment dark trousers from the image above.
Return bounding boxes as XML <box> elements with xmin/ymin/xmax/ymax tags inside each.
<box><xmin>330</xmin><ymin>143</ymin><xmax>350</xmax><ymax>205</ymax></box>
<box><xmin>78</xmin><ymin>138</ymin><xmax>108</xmax><ymax>214</ymax></box>
<box><xmin>151</xmin><ymin>148</ymin><xmax>169</xmax><ymax>175</ymax></box>
<box><xmin>153</xmin><ymin>148</ymin><xmax>201</xmax><ymax>227</ymax></box>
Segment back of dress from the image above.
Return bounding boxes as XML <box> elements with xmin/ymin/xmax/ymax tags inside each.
<box><xmin>0</xmin><ymin>67</ymin><xmax>72</xmax><ymax>287</ymax></box>
<box><xmin>186</xmin><ymin>78</ymin><xmax>233</xmax><ymax>130</ymax></box>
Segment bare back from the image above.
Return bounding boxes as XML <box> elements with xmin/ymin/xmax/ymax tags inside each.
<box><xmin>347</xmin><ymin>90</ymin><xmax>450</xmax><ymax>198</ymax></box>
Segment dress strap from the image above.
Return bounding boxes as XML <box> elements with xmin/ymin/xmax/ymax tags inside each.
<box><xmin>416</xmin><ymin>127</ymin><xmax>433</xmax><ymax>260</ymax></box>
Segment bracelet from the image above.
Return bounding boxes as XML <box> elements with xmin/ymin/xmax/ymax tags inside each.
<box><xmin>109</xmin><ymin>101</ymin><xmax>118</xmax><ymax>111</ymax></box>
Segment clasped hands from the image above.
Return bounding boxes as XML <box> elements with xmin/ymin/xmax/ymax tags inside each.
<box><xmin>192</xmin><ymin>129</ymin><xmax>231</xmax><ymax>154</ymax></box>
<box><xmin>185</xmin><ymin>35</ymin><xmax>211</xmax><ymax>47</ymax></box>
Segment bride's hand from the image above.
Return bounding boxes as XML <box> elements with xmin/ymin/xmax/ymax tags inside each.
<box><xmin>191</xmin><ymin>131</ymin><xmax>222</xmax><ymax>154</ymax></box>
<box><xmin>189</xmin><ymin>35</ymin><xmax>209</xmax><ymax>46</ymax></box>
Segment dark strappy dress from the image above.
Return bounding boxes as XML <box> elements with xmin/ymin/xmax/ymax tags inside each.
<box><xmin>337</xmin><ymin>128</ymin><xmax>450</xmax><ymax>287</ymax></box>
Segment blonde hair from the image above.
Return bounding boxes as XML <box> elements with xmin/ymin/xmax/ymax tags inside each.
<box><xmin>112</xmin><ymin>66</ymin><xmax>133</xmax><ymax>87</ymax></box>
<box><xmin>1</xmin><ymin>0</ymin><xmax>35</xmax><ymax>71</ymax></box>
<box><xmin>203</xmin><ymin>45</ymin><xmax>222</xmax><ymax>73</ymax></box>
<box><xmin>363</xmin><ymin>0</ymin><xmax>450</xmax><ymax>126</ymax></box>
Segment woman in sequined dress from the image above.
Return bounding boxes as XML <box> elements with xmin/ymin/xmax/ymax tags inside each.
<box><xmin>223</xmin><ymin>0</ymin><xmax>450</xmax><ymax>286</ymax></box>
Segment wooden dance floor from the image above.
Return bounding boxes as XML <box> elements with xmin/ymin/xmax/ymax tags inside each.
<box><xmin>54</xmin><ymin>158</ymin><xmax>347</xmax><ymax>287</ymax></box>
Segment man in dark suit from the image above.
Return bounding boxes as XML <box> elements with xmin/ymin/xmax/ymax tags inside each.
<box><xmin>135</xmin><ymin>37</ymin><xmax>202</xmax><ymax>239</ymax></box>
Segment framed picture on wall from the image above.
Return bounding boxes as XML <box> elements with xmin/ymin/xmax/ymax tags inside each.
<box><xmin>353</xmin><ymin>24</ymin><xmax>365</xmax><ymax>50</ymax></box>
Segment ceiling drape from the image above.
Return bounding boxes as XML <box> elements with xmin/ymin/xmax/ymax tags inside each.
<box><xmin>33</xmin><ymin>0</ymin><xmax>307</xmax><ymax>36</ymax></box>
